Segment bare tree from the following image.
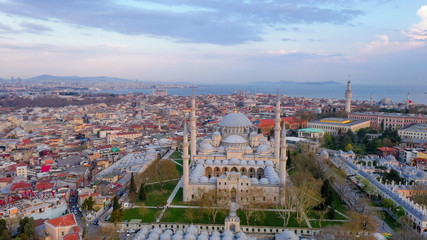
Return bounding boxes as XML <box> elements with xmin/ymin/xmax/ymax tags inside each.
<box><xmin>291</xmin><ymin>171</ymin><xmax>324</xmax><ymax>227</ymax></box>
<box><xmin>274</xmin><ymin>187</ymin><xmax>297</xmax><ymax>227</ymax></box>
<box><xmin>198</xmin><ymin>189</ymin><xmax>230</xmax><ymax>224</ymax></box>
<box><xmin>240</xmin><ymin>188</ymin><xmax>265</xmax><ymax>225</ymax></box>
<box><xmin>142</xmin><ymin>159</ymin><xmax>179</xmax><ymax>192</ymax></box>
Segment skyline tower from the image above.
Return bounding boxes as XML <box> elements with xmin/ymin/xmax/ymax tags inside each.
<box><xmin>279</xmin><ymin>125</ymin><xmax>287</xmax><ymax>206</ymax></box>
<box><xmin>190</xmin><ymin>88</ymin><xmax>197</xmax><ymax>163</ymax></box>
<box><xmin>345</xmin><ymin>78</ymin><xmax>352</xmax><ymax>114</ymax></box>
<box><xmin>182</xmin><ymin>119</ymin><xmax>189</xmax><ymax>202</ymax></box>
<box><xmin>274</xmin><ymin>89</ymin><xmax>281</xmax><ymax>164</ymax></box>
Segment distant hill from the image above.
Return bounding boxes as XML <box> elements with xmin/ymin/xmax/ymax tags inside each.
<box><xmin>249</xmin><ymin>80</ymin><xmax>341</xmax><ymax>85</ymax></box>
<box><xmin>24</xmin><ymin>75</ymin><xmax>135</xmax><ymax>83</ymax></box>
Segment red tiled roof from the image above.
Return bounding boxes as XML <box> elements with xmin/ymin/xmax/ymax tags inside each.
<box><xmin>72</xmin><ymin>226</ymin><xmax>80</xmax><ymax>232</ymax></box>
<box><xmin>0</xmin><ymin>177</ymin><xmax>13</xmax><ymax>182</ymax></box>
<box><xmin>46</xmin><ymin>213</ymin><xmax>76</xmax><ymax>227</ymax></box>
<box><xmin>35</xmin><ymin>182</ymin><xmax>55</xmax><ymax>191</ymax></box>
<box><xmin>63</xmin><ymin>232</ymin><xmax>81</xmax><ymax>240</ymax></box>
<box><xmin>377</xmin><ymin>147</ymin><xmax>398</xmax><ymax>152</ymax></box>
<box><xmin>11</xmin><ymin>182</ymin><xmax>32</xmax><ymax>192</ymax></box>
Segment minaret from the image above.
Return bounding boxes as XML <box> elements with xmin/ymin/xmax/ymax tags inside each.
<box><xmin>345</xmin><ymin>78</ymin><xmax>352</xmax><ymax>114</ymax></box>
<box><xmin>182</xmin><ymin>119</ymin><xmax>190</xmax><ymax>202</ymax></box>
<box><xmin>190</xmin><ymin>88</ymin><xmax>197</xmax><ymax>163</ymax></box>
<box><xmin>274</xmin><ymin>88</ymin><xmax>281</xmax><ymax>164</ymax></box>
<box><xmin>279</xmin><ymin>126</ymin><xmax>287</xmax><ymax>206</ymax></box>
<box><xmin>406</xmin><ymin>92</ymin><xmax>410</xmax><ymax>109</ymax></box>
<box><xmin>370</xmin><ymin>93</ymin><xmax>374</xmax><ymax>106</ymax></box>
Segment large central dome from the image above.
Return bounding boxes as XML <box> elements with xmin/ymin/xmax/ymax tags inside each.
<box><xmin>218</xmin><ymin>112</ymin><xmax>253</xmax><ymax>127</ymax></box>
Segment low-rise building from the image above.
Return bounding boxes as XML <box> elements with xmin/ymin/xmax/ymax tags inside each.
<box><xmin>398</xmin><ymin>123</ymin><xmax>427</xmax><ymax>142</ymax></box>
<box><xmin>297</xmin><ymin>128</ymin><xmax>325</xmax><ymax>140</ymax></box>
<box><xmin>307</xmin><ymin>118</ymin><xmax>370</xmax><ymax>136</ymax></box>
<box><xmin>45</xmin><ymin>213</ymin><xmax>81</xmax><ymax>240</ymax></box>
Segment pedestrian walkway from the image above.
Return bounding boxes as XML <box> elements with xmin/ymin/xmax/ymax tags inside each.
<box><xmin>156</xmin><ymin>177</ymin><xmax>183</xmax><ymax>222</ymax></box>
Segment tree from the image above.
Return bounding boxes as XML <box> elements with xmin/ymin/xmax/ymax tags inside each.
<box><xmin>381</xmin><ymin>198</ymin><xmax>394</xmax><ymax>210</ymax></box>
<box><xmin>17</xmin><ymin>216</ymin><xmax>34</xmax><ymax>240</ymax></box>
<box><xmin>291</xmin><ymin>171</ymin><xmax>324</xmax><ymax>227</ymax></box>
<box><xmin>198</xmin><ymin>189</ymin><xmax>230</xmax><ymax>224</ymax></box>
<box><xmin>82</xmin><ymin>196</ymin><xmax>95</xmax><ymax>212</ymax></box>
<box><xmin>240</xmin><ymin>189</ymin><xmax>265</xmax><ymax>225</ymax></box>
<box><xmin>1</xmin><ymin>229</ymin><xmax>10</xmax><ymax>240</ymax></box>
<box><xmin>144</xmin><ymin>159</ymin><xmax>179</xmax><ymax>192</ymax></box>
<box><xmin>345</xmin><ymin>143</ymin><xmax>353</xmax><ymax>152</ymax></box>
<box><xmin>321</xmin><ymin>179</ymin><xmax>334</xmax><ymax>207</ymax></box>
<box><xmin>0</xmin><ymin>219</ymin><xmax>7</xmax><ymax>236</ymax></box>
<box><xmin>130</xmin><ymin>173</ymin><xmax>137</xmax><ymax>195</ymax></box>
<box><xmin>344</xmin><ymin>211</ymin><xmax>378</xmax><ymax>232</ymax></box>
<box><xmin>394</xmin><ymin>205</ymin><xmax>405</xmax><ymax>218</ymax></box>
<box><xmin>110</xmin><ymin>209</ymin><xmax>123</xmax><ymax>224</ymax></box>
<box><xmin>138</xmin><ymin>183</ymin><xmax>147</xmax><ymax>202</ymax></box>
<box><xmin>112</xmin><ymin>195</ymin><xmax>120</xmax><ymax>211</ymax></box>
<box><xmin>274</xmin><ymin>187</ymin><xmax>297</xmax><ymax>227</ymax></box>
<box><xmin>184</xmin><ymin>208</ymin><xmax>196</xmax><ymax>224</ymax></box>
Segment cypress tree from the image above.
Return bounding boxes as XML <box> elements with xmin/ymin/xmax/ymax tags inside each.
<box><xmin>138</xmin><ymin>183</ymin><xmax>146</xmax><ymax>201</ymax></box>
<box><xmin>130</xmin><ymin>173</ymin><xmax>137</xmax><ymax>194</ymax></box>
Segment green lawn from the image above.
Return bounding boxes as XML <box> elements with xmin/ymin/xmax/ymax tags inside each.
<box><xmin>170</xmin><ymin>151</ymin><xmax>182</xmax><ymax>160</ymax></box>
<box><xmin>237</xmin><ymin>210</ymin><xmax>305</xmax><ymax>228</ymax></box>
<box><xmin>123</xmin><ymin>208</ymin><xmax>159</xmax><ymax>222</ymax></box>
<box><xmin>331</xmin><ymin>191</ymin><xmax>347</xmax><ymax>213</ymax></box>
<box><xmin>161</xmin><ymin>207</ymin><xmax>227</xmax><ymax>224</ymax></box>
<box><xmin>135</xmin><ymin>180</ymin><xmax>178</xmax><ymax>206</ymax></box>
<box><xmin>380</xmin><ymin>211</ymin><xmax>401</xmax><ymax>230</ymax></box>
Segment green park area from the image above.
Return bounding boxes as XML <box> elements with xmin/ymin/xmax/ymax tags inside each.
<box><xmin>134</xmin><ymin>180</ymin><xmax>179</xmax><ymax>207</ymax></box>
<box><xmin>123</xmin><ymin>208</ymin><xmax>159</xmax><ymax>222</ymax></box>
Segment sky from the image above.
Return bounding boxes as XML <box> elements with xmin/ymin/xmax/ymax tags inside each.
<box><xmin>0</xmin><ymin>0</ymin><xmax>426</xmax><ymax>85</ymax></box>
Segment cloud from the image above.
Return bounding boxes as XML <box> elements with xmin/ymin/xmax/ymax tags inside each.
<box><xmin>0</xmin><ymin>0</ymin><xmax>363</xmax><ymax>45</ymax></box>
<box><xmin>404</xmin><ymin>5</ymin><xmax>427</xmax><ymax>41</ymax></box>
<box><xmin>362</xmin><ymin>35</ymin><xmax>424</xmax><ymax>54</ymax></box>
<box><xmin>19</xmin><ymin>22</ymin><xmax>53</xmax><ymax>33</ymax></box>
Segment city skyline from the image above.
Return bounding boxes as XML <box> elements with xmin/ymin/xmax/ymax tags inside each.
<box><xmin>0</xmin><ymin>0</ymin><xmax>427</xmax><ymax>84</ymax></box>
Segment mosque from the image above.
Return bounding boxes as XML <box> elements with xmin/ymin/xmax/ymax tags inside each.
<box><xmin>182</xmin><ymin>90</ymin><xmax>288</xmax><ymax>205</ymax></box>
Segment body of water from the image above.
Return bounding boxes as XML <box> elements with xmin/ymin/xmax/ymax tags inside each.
<box><xmin>99</xmin><ymin>84</ymin><xmax>427</xmax><ymax>104</ymax></box>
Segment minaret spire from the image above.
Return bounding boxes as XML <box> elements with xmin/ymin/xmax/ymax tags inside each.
<box><xmin>190</xmin><ymin>87</ymin><xmax>197</xmax><ymax>163</ymax></box>
<box><xmin>370</xmin><ymin>92</ymin><xmax>373</xmax><ymax>106</ymax></box>
<box><xmin>345</xmin><ymin>76</ymin><xmax>352</xmax><ymax>114</ymax></box>
<box><xmin>182</xmin><ymin>118</ymin><xmax>190</xmax><ymax>202</ymax></box>
<box><xmin>279</xmin><ymin>125</ymin><xmax>287</xmax><ymax>206</ymax></box>
<box><xmin>274</xmin><ymin>88</ymin><xmax>281</xmax><ymax>164</ymax></box>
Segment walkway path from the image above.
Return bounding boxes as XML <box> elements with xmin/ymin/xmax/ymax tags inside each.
<box><xmin>156</xmin><ymin>177</ymin><xmax>183</xmax><ymax>222</ymax></box>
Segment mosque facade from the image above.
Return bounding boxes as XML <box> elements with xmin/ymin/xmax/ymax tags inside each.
<box><xmin>182</xmin><ymin>90</ymin><xmax>288</xmax><ymax>205</ymax></box>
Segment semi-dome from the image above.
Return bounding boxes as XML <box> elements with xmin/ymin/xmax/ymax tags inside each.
<box><xmin>259</xmin><ymin>178</ymin><xmax>269</xmax><ymax>184</ymax></box>
<box><xmin>214</xmin><ymin>160</ymin><xmax>222</xmax><ymax>165</ymax></box>
<box><xmin>197</xmin><ymin>159</ymin><xmax>205</xmax><ymax>165</ymax></box>
<box><xmin>218</xmin><ymin>112</ymin><xmax>253</xmax><ymax>127</ymax></box>
<box><xmin>251</xmin><ymin>178</ymin><xmax>259</xmax><ymax>184</ymax></box>
<box><xmin>200</xmin><ymin>143</ymin><xmax>214</xmax><ymax>152</ymax></box>
<box><xmin>257</xmin><ymin>144</ymin><xmax>271</xmax><ymax>154</ymax></box>
<box><xmin>205</xmin><ymin>159</ymin><xmax>213</xmax><ymax>165</ymax></box>
<box><xmin>223</xmin><ymin>135</ymin><xmax>247</xmax><ymax>144</ymax></box>
<box><xmin>229</xmin><ymin>157</ymin><xmax>240</xmax><ymax>164</ymax></box>
<box><xmin>265</xmin><ymin>160</ymin><xmax>274</xmax><ymax>166</ymax></box>
<box><xmin>240</xmin><ymin>160</ymin><xmax>248</xmax><ymax>165</ymax></box>
<box><xmin>248</xmin><ymin>160</ymin><xmax>256</xmax><ymax>166</ymax></box>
